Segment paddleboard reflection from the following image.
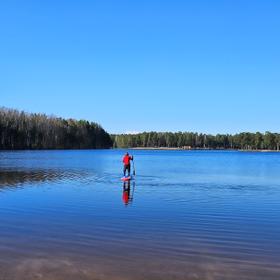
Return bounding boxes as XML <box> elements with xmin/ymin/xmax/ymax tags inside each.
<box><xmin>122</xmin><ymin>180</ymin><xmax>136</xmax><ymax>206</ymax></box>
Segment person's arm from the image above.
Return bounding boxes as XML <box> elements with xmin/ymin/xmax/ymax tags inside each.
<box><xmin>130</xmin><ymin>156</ymin><xmax>134</xmax><ymax>161</ymax></box>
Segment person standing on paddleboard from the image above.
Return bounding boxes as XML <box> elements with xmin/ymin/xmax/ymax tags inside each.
<box><xmin>123</xmin><ymin>152</ymin><xmax>134</xmax><ymax>177</ymax></box>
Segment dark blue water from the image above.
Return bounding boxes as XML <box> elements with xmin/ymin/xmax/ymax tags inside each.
<box><xmin>0</xmin><ymin>150</ymin><xmax>280</xmax><ymax>280</ymax></box>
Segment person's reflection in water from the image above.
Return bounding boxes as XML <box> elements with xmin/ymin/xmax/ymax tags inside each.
<box><xmin>122</xmin><ymin>180</ymin><xmax>135</xmax><ymax>206</ymax></box>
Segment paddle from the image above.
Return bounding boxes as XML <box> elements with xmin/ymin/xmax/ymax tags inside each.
<box><xmin>132</xmin><ymin>158</ymin><xmax>136</xmax><ymax>176</ymax></box>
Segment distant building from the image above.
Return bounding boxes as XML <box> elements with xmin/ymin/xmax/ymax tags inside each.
<box><xmin>182</xmin><ymin>146</ymin><xmax>192</xmax><ymax>150</ymax></box>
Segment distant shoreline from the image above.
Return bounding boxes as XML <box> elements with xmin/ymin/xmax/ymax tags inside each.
<box><xmin>0</xmin><ymin>148</ymin><xmax>279</xmax><ymax>153</ymax></box>
<box><xmin>130</xmin><ymin>147</ymin><xmax>280</xmax><ymax>152</ymax></box>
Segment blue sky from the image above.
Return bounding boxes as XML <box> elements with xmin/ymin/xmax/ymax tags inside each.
<box><xmin>0</xmin><ymin>0</ymin><xmax>279</xmax><ymax>134</ymax></box>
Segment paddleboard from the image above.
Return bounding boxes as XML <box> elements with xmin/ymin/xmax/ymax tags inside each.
<box><xmin>121</xmin><ymin>176</ymin><xmax>131</xmax><ymax>182</ymax></box>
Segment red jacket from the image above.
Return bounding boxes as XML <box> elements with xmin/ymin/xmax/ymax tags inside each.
<box><xmin>123</xmin><ymin>155</ymin><xmax>133</xmax><ymax>165</ymax></box>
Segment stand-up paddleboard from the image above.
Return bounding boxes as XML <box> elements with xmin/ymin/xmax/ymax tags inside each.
<box><xmin>121</xmin><ymin>176</ymin><xmax>132</xmax><ymax>182</ymax></box>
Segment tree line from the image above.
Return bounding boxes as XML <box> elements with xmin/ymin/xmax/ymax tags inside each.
<box><xmin>1</xmin><ymin>107</ymin><xmax>279</xmax><ymax>151</ymax></box>
<box><xmin>0</xmin><ymin>107</ymin><xmax>112</xmax><ymax>150</ymax></box>
<box><xmin>112</xmin><ymin>132</ymin><xmax>280</xmax><ymax>150</ymax></box>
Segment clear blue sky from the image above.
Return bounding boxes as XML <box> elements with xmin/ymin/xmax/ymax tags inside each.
<box><xmin>0</xmin><ymin>0</ymin><xmax>279</xmax><ymax>134</ymax></box>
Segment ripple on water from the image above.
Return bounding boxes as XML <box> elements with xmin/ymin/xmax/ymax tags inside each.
<box><xmin>0</xmin><ymin>150</ymin><xmax>280</xmax><ymax>279</ymax></box>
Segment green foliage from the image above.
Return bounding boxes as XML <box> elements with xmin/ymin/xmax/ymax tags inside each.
<box><xmin>113</xmin><ymin>131</ymin><xmax>280</xmax><ymax>150</ymax></box>
<box><xmin>2</xmin><ymin>106</ymin><xmax>278</xmax><ymax>151</ymax></box>
<box><xmin>0</xmin><ymin>107</ymin><xmax>112</xmax><ymax>150</ymax></box>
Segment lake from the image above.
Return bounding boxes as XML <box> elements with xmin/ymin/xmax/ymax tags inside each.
<box><xmin>0</xmin><ymin>150</ymin><xmax>280</xmax><ymax>280</ymax></box>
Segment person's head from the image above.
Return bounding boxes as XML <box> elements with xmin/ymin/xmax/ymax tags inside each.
<box><xmin>126</xmin><ymin>152</ymin><xmax>129</xmax><ymax>156</ymax></box>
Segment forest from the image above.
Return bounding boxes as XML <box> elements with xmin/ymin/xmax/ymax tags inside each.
<box><xmin>112</xmin><ymin>131</ymin><xmax>280</xmax><ymax>151</ymax></box>
<box><xmin>1</xmin><ymin>107</ymin><xmax>279</xmax><ymax>151</ymax></box>
<box><xmin>0</xmin><ymin>107</ymin><xmax>112</xmax><ymax>150</ymax></box>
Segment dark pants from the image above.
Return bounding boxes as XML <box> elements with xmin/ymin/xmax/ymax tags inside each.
<box><xmin>123</xmin><ymin>164</ymin><xmax>131</xmax><ymax>176</ymax></box>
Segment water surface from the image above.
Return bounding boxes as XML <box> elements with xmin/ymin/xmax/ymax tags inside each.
<box><xmin>0</xmin><ymin>150</ymin><xmax>280</xmax><ymax>280</ymax></box>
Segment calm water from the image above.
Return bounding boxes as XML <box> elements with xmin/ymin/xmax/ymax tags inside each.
<box><xmin>0</xmin><ymin>150</ymin><xmax>280</xmax><ymax>280</ymax></box>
